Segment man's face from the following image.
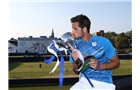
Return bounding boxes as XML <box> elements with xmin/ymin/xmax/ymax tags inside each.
<box><xmin>71</xmin><ymin>22</ymin><xmax>84</xmax><ymax>39</ymax></box>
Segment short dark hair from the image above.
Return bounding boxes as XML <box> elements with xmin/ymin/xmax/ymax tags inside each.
<box><xmin>70</xmin><ymin>14</ymin><xmax>91</xmax><ymax>33</ymax></box>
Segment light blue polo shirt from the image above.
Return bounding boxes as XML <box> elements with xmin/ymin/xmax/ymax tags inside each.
<box><xmin>69</xmin><ymin>35</ymin><xmax>116</xmax><ymax>84</ymax></box>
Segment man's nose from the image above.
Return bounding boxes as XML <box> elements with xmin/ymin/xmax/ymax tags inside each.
<box><xmin>72</xmin><ymin>29</ymin><xmax>75</xmax><ymax>34</ymax></box>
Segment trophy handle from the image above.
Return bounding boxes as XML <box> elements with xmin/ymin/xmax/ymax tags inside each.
<box><xmin>75</xmin><ymin>58</ymin><xmax>83</xmax><ymax>69</ymax></box>
<box><xmin>67</xmin><ymin>43</ymin><xmax>75</xmax><ymax>50</ymax></box>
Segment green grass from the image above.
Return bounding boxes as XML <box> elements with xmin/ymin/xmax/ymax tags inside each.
<box><xmin>112</xmin><ymin>60</ymin><xmax>132</xmax><ymax>76</ymax></box>
<box><xmin>9</xmin><ymin>60</ymin><xmax>132</xmax><ymax>90</ymax></box>
<box><xmin>9</xmin><ymin>61</ymin><xmax>77</xmax><ymax>79</ymax></box>
<box><xmin>9</xmin><ymin>60</ymin><xmax>132</xmax><ymax>79</ymax></box>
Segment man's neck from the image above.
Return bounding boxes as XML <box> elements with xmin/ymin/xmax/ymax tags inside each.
<box><xmin>81</xmin><ymin>33</ymin><xmax>92</xmax><ymax>42</ymax></box>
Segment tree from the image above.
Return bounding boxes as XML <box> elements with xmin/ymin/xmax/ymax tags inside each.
<box><xmin>104</xmin><ymin>31</ymin><xmax>117</xmax><ymax>48</ymax></box>
<box><xmin>126</xmin><ymin>30</ymin><xmax>132</xmax><ymax>47</ymax></box>
<box><xmin>115</xmin><ymin>32</ymin><xmax>129</xmax><ymax>50</ymax></box>
<box><xmin>10</xmin><ymin>38</ymin><xmax>17</xmax><ymax>41</ymax></box>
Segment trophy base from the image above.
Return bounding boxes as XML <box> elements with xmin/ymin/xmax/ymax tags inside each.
<box><xmin>79</xmin><ymin>56</ymin><xmax>95</xmax><ymax>73</ymax></box>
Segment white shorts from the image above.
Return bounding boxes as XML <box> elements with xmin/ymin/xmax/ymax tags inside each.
<box><xmin>69</xmin><ymin>76</ymin><xmax>115</xmax><ymax>90</ymax></box>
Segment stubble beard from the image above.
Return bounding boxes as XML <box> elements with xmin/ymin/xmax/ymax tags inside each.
<box><xmin>79</xmin><ymin>29</ymin><xmax>84</xmax><ymax>39</ymax></box>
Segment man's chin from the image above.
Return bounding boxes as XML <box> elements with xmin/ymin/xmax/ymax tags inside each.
<box><xmin>74</xmin><ymin>36</ymin><xmax>81</xmax><ymax>39</ymax></box>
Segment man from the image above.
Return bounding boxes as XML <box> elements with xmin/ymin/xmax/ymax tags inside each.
<box><xmin>69</xmin><ymin>14</ymin><xmax>120</xmax><ymax>90</ymax></box>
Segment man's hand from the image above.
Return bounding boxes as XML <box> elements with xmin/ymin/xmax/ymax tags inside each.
<box><xmin>72</xmin><ymin>49</ymin><xmax>83</xmax><ymax>69</ymax></box>
<box><xmin>88</xmin><ymin>59</ymin><xmax>99</xmax><ymax>70</ymax></box>
<box><xmin>72</xmin><ymin>49</ymin><xmax>79</xmax><ymax>61</ymax></box>
<box><xmin>72</xmin><ymin>49</ymin><xmax>83</xmax><ymax>74</ymax></box>
<box><xmin>73</xmin><ymin>63</ymin><xmax>80</xmax><ymax>74</ymax></box>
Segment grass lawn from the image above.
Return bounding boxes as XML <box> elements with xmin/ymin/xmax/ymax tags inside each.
<box><xmin>9</xmin><ymin>60</ymin><xmax>132</xmax><ymax>90</ymax></box>
<box><xmin>9</xmin><ymin>60</ymin><xmax>132</xmax><ymax>79</ymax></box>
<box><xmin>112</xmin><ymin>59</ymin><xmax>132</xmax><ymax>76</ymax></box>
<box><xmin>9</xmin><ymin>61</ymin><xmax>77</xmax><ymax>79</ymax></box>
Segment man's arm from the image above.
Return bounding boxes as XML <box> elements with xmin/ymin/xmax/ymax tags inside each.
<box><xmin>100</xmin><ymin>54</ymin><xmax>120</xmax><ymax>70</ymax></box>
<box><xmin>89</xmin><ymin>54</ymin><xmax>120</xmax><ymax>70</ymax></box>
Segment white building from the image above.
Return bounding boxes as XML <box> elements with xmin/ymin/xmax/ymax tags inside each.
<box><xmin>8</xmin><ymin>40</ymin><xmax>17</xmax><ymax>53</ymax></box>
<box><xmin>9</xmin><ymin>29</ymin><xmax>58</xmax><ymax>54</ymax></box>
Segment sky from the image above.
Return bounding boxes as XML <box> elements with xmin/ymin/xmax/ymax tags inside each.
<box><xmin>9</xmin><ymin>0</ymin><xmax>132</xmax><ymax>39</ymax></box>
<box><xmin>2</xmin><ymin>0</ymin><xmax>140</xmax><ymax>90</ymax></box>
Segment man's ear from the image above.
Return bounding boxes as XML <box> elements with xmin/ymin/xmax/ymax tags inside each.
<box><xmin>83</xmin><ymin>27</ymin><xmax>87</xmax><ymax>33</ymax></box>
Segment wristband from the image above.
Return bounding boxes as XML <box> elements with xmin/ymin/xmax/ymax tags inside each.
<box><xmin>98</xmin><ymin>63</ymin><xmax>101</xmax><ymax>70</ymax></box>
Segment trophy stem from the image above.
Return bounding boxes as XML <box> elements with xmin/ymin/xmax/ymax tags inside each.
<box><xmin>67</xmin><ymin>43</ymin><xmax>75</xmax><ymax>50</ymax></box>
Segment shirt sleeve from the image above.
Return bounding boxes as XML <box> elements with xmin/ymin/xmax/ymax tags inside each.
<box><xmin>69</xmin><ymin>52</ymin><xmax>74</xmax><ymax>63</ymax></box>
<box><xmin>103</xmin><ymin>38</ymin><xmax>116</xmax><ymax>59</ymax></box>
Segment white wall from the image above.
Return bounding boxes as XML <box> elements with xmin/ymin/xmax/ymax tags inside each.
<box><xmin>17</xmin><ymin>39</ymin><xmax>53</xmax><ymax>54</ymax></box>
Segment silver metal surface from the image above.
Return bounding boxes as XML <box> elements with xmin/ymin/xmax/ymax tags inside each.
<box><xmin>56</xmin><ymin>32</ymin><xmax>75</xmax><ymax>50</ymax></box>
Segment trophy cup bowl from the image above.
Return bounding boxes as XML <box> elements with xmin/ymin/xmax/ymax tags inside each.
<box><xmin>56</xmin><ymin>32</ymin><xmax>75</xmax><ymax>50</ymax></box>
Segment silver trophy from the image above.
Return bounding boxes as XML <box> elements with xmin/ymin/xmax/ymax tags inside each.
<box><xmin>55</xmin><ymin>32</ymin><xmax>75</xmax><ymax>51</ymax></box>
<box><xmin>55</xmin><ymin>32</ymin><xmax>94</xmax><ymax>73</ymax></box>
<box><xmin>56</xmin><ymin>32</ymin><xmax>83</xmax><ymax>71</ymax></box>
